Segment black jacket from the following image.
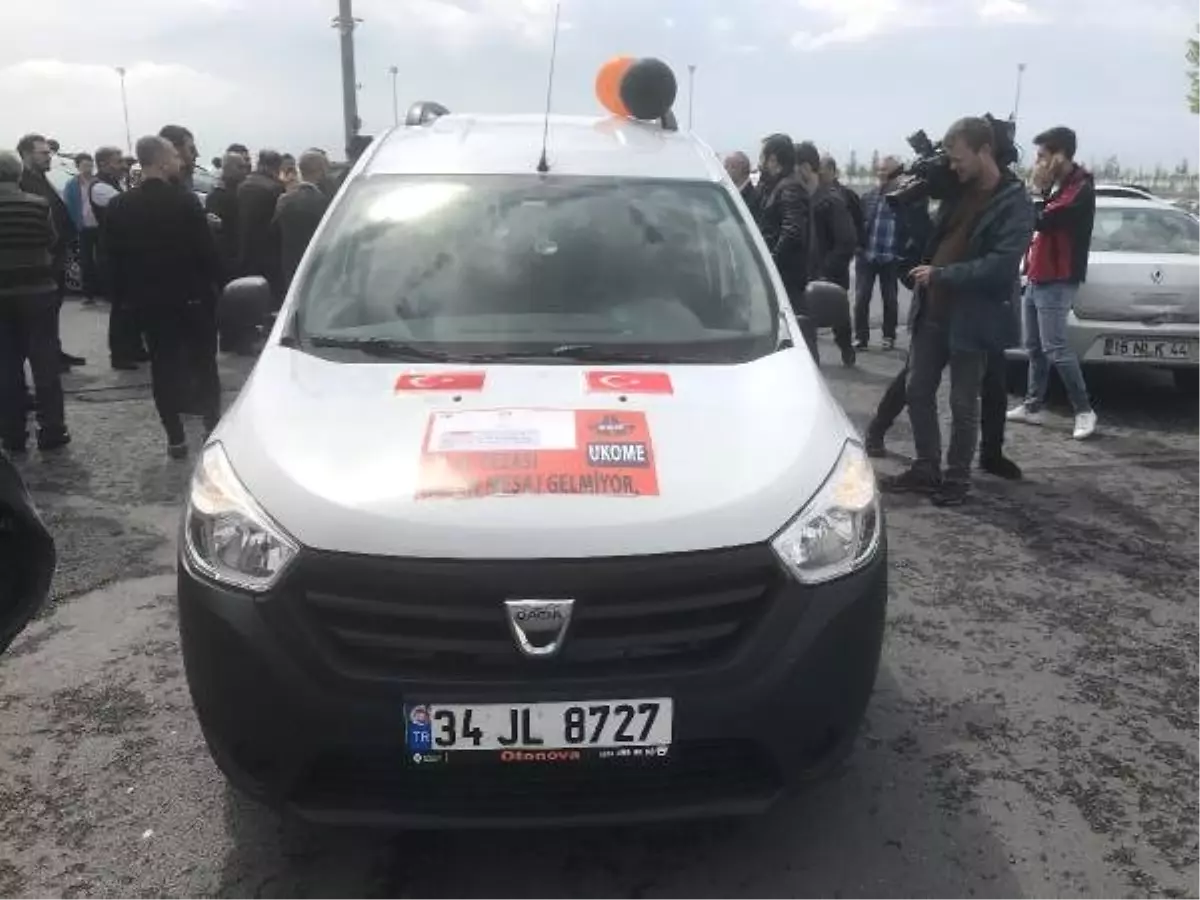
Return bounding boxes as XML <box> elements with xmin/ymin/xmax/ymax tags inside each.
<box><xmin>910</xmin><ymin>172</ymin><xmax>1035</xmax><ymax>352</ymax></box>
<box><xmin>236</xmin><ymin>172</ymin><xmax>284</xmax><ymax>289</ymax></box>
<box><xmin>103</xmin><ymin>178</ymin><xmax>222</xmax><ymax>311</ymax></box>
<box><xmin>1026</xmin><ymin>164</ymin><xmax>1095</xmax><ymax>285</ymax></box>
<box><xmin>205</xmin><ymin>181</ymin><xmax>241</xmax><ymax>282</ymax></box>
<box><xmin>758</xmin><ymin>173</ymin><xmax>811</xmax><ymax>296</ymax></box>
<box><xmin>835</xmin><ymin>181</ymin><xmax>866</xmax><ymax>249</ymax></box>
<box><xmin>739</xmin><ymin>181</ymin><xmax>761</xmax><ymax>225</ymax></box>
<box><xmin>272</xmin><ymin>183</ymin><xmax>330</xmax><ymax>296</ymax></box>
<box><xmin>810</xmin><ymin>184</ymin><xmax>859</xmax><ymax>290</ymax></box>
<box><xmin>19</xmin><ymin>168</ymin><xmax>74</xmax><ymax>263</ymax></box>
<box><xmin>0</xmin><ymin>184</ymin><xmax>57</xmax><ymax>297</ymax></box>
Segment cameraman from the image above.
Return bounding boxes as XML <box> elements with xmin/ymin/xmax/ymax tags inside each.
<box><xmin>881</xmin><ymin>117</ymin><xmax>1034</xmax><ymax>506</ymax></box>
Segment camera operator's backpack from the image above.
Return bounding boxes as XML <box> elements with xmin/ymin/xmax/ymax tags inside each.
<box><xmin>0</xmin><ymin>455</ymin><xmax>56</xmax><ymax>656</ymax></box>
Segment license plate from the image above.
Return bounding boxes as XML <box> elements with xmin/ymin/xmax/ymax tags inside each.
<box><xmin>1102</xmin><ymin>337</ymin><xmax>1197</xmax><ymax>361</ymax></box>
<box><xmin>405</xmin><ymin>699</ymin><xmax>673</xmax><ymax>759</ymax></box>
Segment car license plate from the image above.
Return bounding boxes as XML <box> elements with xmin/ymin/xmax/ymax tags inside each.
<box><xmin>405</xmin><ymin>699</ymin><xmax>673</xmax><ymax>761</ymax></box>
<box><xmin>1102</xmin><ymin>337</ymin><xmax>1198</xmax><ymax>361</ymax></box>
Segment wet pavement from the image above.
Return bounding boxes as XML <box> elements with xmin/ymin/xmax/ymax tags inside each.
<box><xmin>0</xmin><ymin>299</ymin><xmax>1196</xmax><ymax>898</ymax></box>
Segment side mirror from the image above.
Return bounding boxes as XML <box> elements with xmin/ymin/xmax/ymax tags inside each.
<box><xmin>803</xmin><ymin>280</ymin><xmax>852</xmax><ymax>331</ymax></box>
<box><xmin>0</xmin><ymin>456</ymin><xmax>56</xmax><ymax>656</ymax></box>
<box><xmin>218</xmin><ymin>276</ymin><xmax>272</xmax><ymax>332</ymax></box>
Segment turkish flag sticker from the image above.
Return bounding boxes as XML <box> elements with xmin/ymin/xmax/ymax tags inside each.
<box><xmin>584</xmin><ymin>371</ymin><xmax>674</xmax><ymax>395</ymax></box>
<box><xmin>395</xmin><ymin>371</ymin><xmax>486</xmax><ymax>392</ymax></box>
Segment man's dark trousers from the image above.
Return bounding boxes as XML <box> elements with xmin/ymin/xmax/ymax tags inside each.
<box><xmin>141</xmin><ymin>300</ymin><xmax>221</xmax><ymax>445</ymax></box>
<box><xmin>109</xmin><ymin>293</ymin><xmax>144</xmax><ymax>364</ymax></box>
<box><xmin>79</xmin><ymin>227</ymin><xmax>102</xmax><ymax>298</ymax></box>
<box><xmin>869</xmin><ymin>348</ymin><xmax>1008</xmax><ymax>460</ymax></box>
<box><xmin>854</xmin><ymin>257</ymin><xmax>899</xmax><ymax>343</ymax></box>
<box><xmin>0</xmin><ymin>292</ymin><xmax>66</xmax><ymax>448</ymax></box>
<box><xmin>905</xmin><ymin>320</ymin><xmax>987</xmax><ymax>484</ymax></box>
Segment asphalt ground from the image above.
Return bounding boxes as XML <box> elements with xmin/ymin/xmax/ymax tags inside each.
<box><xmin>0</xmin><ymin>297</ymin><xmax>1196</xmax><ymax>899</ymax></box>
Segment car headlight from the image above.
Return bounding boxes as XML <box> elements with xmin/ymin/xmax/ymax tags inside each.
<box><xmin>771</xmin><ymin>440</ymin><xmax>882</xmax><ymax>584</ymax></box>
<box><xmin>183</xmin><ymin>442</ymin><xmax>298</xmax><ymax>592</ymax></box>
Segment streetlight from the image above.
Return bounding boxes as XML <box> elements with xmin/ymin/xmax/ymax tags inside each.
<box><xmin>388</xmin><ymin>65</ymin><xmax>399</xmax><ymax>127</ymax></box>
<box><xmin>115</xmin><ymin>66</ymin><xmax>132</xmax><ymax>154</ymax></box>
<box><xmin>1012</xmin><ymin>62</ymin><xmax>1026</xmax><ymax>123</ymax></box>
<box><xmin>687</xmin><ymin>64</ymin><xmax>697</xmax><ymax>131</ymax></box>
<box><xmin>332</xmin><ymin>0</ymin><xmax>363</xmax><ymax>155</ymax></box>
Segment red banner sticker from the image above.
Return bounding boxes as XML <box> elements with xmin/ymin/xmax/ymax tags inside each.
<box><xmin>396</xmin><ymin>371</ymin><xmax>486</xmax><ymax>392</ymax></box>
<box><xmin>416</xmin><ymin>408</ymin><xmax>659</xmax><ymax>500</ymax></box>
<box><xmin>584</xmin><ymin>371</ymin><xmax>673</xmax><ymax>395</ymax></box>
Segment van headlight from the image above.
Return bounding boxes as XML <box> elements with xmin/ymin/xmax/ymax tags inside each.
<box><xmin>771</xmin><ymin>441</ymin><xmax>882</xmax><ymax>584</ymax></box>
<box><xmin>183</xmin><ymin>442</ymin><xmax>298</xmax><ymax>592</ymax></box>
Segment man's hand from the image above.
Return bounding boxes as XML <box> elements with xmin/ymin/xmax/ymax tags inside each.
<box><xmin>1032</xmin><ymin>162</ymin><xmax>1054</xmax><ymax>193</ymax></box>
<box><xmin>910</xmin><ymin>265</ymin><xmax>937</xmax><ymax>287</ymax></box>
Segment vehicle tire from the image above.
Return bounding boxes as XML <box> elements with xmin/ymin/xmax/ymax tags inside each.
<box><xmin>1173</xmin><ymin>368</ymin><xmax>1199</xmax><ymax>396</ymax></box>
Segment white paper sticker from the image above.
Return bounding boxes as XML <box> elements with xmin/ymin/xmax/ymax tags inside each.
<box><xmin>428</xmin><ymin>409</ymin><xmax>578</xmax><ymax>453</ymax></box>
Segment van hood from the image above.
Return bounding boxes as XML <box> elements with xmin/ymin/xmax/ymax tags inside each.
<box><xmin>215</xmin><ymin>346</ymin><xmax>856</xmax><ymax>559</ymax></box>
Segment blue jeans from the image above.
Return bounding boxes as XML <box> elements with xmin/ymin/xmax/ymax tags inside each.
<box><xmin>1023</xmin><ymin>283</ymin><xmax>1092</xmax><ymax>415</ymax></box>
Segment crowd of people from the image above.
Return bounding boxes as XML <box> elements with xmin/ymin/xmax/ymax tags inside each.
<box><xmin>1</xmin><ymin>115</ymin><xmax>1098</xmax><ymax>506</ymax></box>
<box><xmin>0</xmin><ymin>124</ymin><xmax>351</xmax><ymax>459</ymax></box>
<box><xmin>723</xmin><ymin>119</ymin><xmax>1098</xmax><ymax>506</ymax></box>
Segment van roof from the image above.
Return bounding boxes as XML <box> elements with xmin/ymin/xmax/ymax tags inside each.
<box><xmin>363</xmin><ymin>114</ymin><xmax>726</xmax><ymax>183</ymax></box>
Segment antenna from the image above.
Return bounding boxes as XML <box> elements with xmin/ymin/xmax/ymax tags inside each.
<box><xmin>536</xmin><ymin>1</ymin><xmax>562</xmax><ymax>174</ymax></box>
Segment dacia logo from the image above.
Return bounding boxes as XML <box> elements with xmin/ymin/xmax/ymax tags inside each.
<box><xmin>504</xmin><ymin>599</ymin><xmax>574</xmax><ymax>658</ymax></box>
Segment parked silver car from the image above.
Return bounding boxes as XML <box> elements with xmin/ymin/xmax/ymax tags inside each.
<box><xmin>1009</xmin><ymin>196</ymin><xmax>1200</xmax><ymax>394</ymax></box>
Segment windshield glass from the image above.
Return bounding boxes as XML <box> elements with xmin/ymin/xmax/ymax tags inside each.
<box><xmin>1091</xmin><ymin>206</ymin><xmax>1200</xmax><ymax>255</ymax></box>
<box><xmin>294</xmin><ymin>175</ymin><xmax>779</xmax><ymax>363</ymax></box>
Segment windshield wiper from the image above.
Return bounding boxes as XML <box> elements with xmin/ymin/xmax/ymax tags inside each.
<box><xmin>529</xmin><ymin>344</ymin><xmax>717</xmax><ymax>364</ymax></box>
<box><xmin>304</xmin><ymin>335</ymin><xmax>455</xmax><ymax>362</ymax></box>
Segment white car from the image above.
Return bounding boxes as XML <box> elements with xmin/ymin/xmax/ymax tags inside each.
<box><xmin>1010</xmin><ymin>196</ymin><xmax>1199</xmax><ymax>394</ymax></box>
<box><xmin>175</xmin><ymin>68</ymin><xmax>888</xmax><ymax>827</ymax></box>
<box><xmin>1093</xmin><ymin>183</ymin><xmax>1159</xmax><ymax>201</ymax></box>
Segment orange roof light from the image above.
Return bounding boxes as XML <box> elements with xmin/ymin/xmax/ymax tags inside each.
<box><xmin>595</xmin><ymin>57</ymin><xmax>677</xmax><ymax>123</ymax></box>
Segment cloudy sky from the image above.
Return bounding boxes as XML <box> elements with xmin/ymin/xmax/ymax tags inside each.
<box><xmin>2</xmin><ymin>0</ymin><xmax>1196</xmax><ymax>171</ymax></box>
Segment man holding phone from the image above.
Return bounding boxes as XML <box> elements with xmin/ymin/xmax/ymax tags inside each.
<box><xmin>1006</xmin><ymin>126</ymin><xmax>1098</xmax><ymax>440</ymax></box>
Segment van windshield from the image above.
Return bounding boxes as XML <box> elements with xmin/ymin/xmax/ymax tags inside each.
<box><xmin>294</xmin><ymin>175</ymin><xmax>780</xmax><ymax>364</ymax></box>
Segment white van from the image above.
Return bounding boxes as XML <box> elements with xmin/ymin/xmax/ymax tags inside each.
<box><xmin>177</xmin><ymin>101</ymin><xmax>888</xmax><ymax>827</ymax></box>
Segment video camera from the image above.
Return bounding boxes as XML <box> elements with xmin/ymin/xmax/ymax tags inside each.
<box><xmin>885</xmin><ymin>113</ymin><xmax>1018</xmax><ymax>207</ymax></box>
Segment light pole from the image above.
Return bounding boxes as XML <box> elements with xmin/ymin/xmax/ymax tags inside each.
<box><xmin>1012</xmin><ymin>62</ymin><xmax>1026</xmax><ymax>123</ymax></box>
<box><xmin>687</xmin><ymin>64</ymin><xmax>696</xmax><ymax>131</ymax></box>
<box><xmin>332</xmin><ymin>0</ymin><xmax>363</xmax><ymax>155</ymax></box>
<box><xmin>115</xmin><ymin>66</ymin><xmax>132</xmax><ymax>154</ymax></box>
<box><xmin>388</xmin><ymin>65</ymin><xmax>399</xmax><ymax>127</ymax></box>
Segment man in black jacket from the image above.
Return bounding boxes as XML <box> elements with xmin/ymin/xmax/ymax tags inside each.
<box><xmin>272</xmin><ymin>150</ymin><xmax>331</xmax><ymax>298</ymax></box>
<box><xmin>757</xmin><ymin>134</ymin><xmax>817</xmax><ymax>356</ymax></box>
<box><xmin>820</xmin><ymin>154</ymin><xmax>866</xmax><ymax>249</ymax></box>
<box><xmin>237</xmin><ymin>150</ymin><xmax>284</xmax><ymax>301</ymax></box>
<box><xmin>723</xmin><ymin>151</ymin><xmax>760</xmax><ymax>224</ymax></box>
<box><xmin>0</xmin><ymin>150</ymin><xmax>68</xmax><ymax>454</ymax></box>
<box><xmin>205</xmin><ymin>150</ymin><xmax>248</xmax><ymax>283</ymax></box>
<box><xmin>91</xmin><ymin>145</ymin><xmax>148</xmax><ymax>369</ymax></box>
<box><xmin>797</xmin><ymin>141</ymin><xmax>856</xmax><ymax>366</ymax></box>
<box><xmin>881</xmin><ymin>117</ymin><xmax>1034</xmax><ymax>506</ymax></box>
<box><xmin>105</xmin><ymin>136</ymin><xmax>223</xmax><ymax>459</ymax></box>
<box><xmin>159</xmin><ymin>124</ymin><xmax>199</xmax><ymax>193</ymax></box>
<box><xmin>17</xmin><ymin>133</ymin><xmax>85</xmax><ymax>370</ymax></box>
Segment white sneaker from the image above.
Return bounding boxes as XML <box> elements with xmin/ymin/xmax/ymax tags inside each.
<box><xmin>1073</xmin><ymin>411</ymin><xmax>1098</xmax><ymax>440</ymax></box>
<box><xmin>1006</xmin><ymin>404</ymin><xmax>1045</xmax><ymax>425</ymax></box>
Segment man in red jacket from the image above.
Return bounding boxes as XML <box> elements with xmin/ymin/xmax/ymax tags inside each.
<box><xmin>1007</xmin><ymin>126</ymin><xmax>1098</xmax><ymax>440</ymax></box>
